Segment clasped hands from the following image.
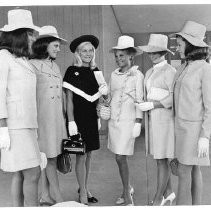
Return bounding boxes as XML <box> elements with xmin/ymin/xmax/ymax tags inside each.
<box><xmin>135</xmin><ymin>101</ymin><xmax>154</xmax><ymax>111</ymax></box>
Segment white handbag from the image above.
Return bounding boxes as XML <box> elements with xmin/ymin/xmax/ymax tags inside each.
<box><xmin>147</xmin><ymin>87</ymin><xmax>169</xmax><ymax>101</ymax></box>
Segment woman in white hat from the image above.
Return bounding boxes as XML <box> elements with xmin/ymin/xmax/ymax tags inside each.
<box><xmin>137</xmin><ymin>34</ymin><xmax>176</xmax><ymax>205</ymax></box>
<box><xmin>106</xmin><ymin>35</ymin><xmax>143</xmax><ymax>206</ymax></box>
<box><xmin>0</xmin><ymin>9</ymin><xmax>45</xmax><ymax>206</ymax></box>
<box><xmin>173</xmin><ymin>21</ymin><xmax>211</xmax><ymax>205</ymax></box>
<box><xmin>30</xmin><ymin>25</ymin><xmax>68</xmax><ymax>206</ymax></box>
<box><xmin>63</xmin><ymin>35</ymin><xmax>108</xmax><ymax>205</ymax></box>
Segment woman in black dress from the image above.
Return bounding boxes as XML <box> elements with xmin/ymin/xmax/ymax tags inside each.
<box><xmin>63</xmin><ymin>35</ymin><xmax>108</xmax><ymax>205</ymax></box>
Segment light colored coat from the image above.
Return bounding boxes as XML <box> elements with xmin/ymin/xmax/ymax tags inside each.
<box><xmin>108</xmin><ymin>66</ymin><xmax>144</xmax><ymax>155</ymax></box>
<box><xmin>172</xmin><ymin>60</ymin><xmax>211</xmax><ymax>165</ymax></box>
<box><xmin>30</xmin><ymin>59</ymin><xmax>67</xmax><ymax>157</ymax></box>
<box><xmin>144</xmin><ymin>61</ymin><xmax>176</xmax><ymax>158</ymax></box>
<box><xmin>0</xmin><ymin>49</ymin><xmax>37</xmax><ymax>129</ymax></box>
<box><xmin>173</xmin><ymin>60</ymin><xmax>211</xmax><ymax>139</ymax></box>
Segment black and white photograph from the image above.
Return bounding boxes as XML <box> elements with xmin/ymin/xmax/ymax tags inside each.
<box><xmin>0</xmin><ymin>0</ymin><xmax>211</xmax><ymax>207</ymax></box>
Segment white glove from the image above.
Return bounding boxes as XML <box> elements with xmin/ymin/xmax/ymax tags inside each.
<box><xmin>198</xmin><ymin>137</ymin><xmax>209</xmax><ymax>158</ymax></box>
<box><xmin>135</xmin><ymin>102</ymin><xmax>154</xmax><ymax>111</ymax></box>
<box><xmin>98</xmin><ymin>84</ymin><xmax>108</xmax><ymax>95</ymax></box>
<box><xmin>40</xmin><ymin>152</ymin><xmax>47</xmax><ymax>170</ymax></box>
<box><xmin>98</xmin><ymin>118</ymin><xmax>101</xmax><ymax>130</ymax></box>
<box><xmin>0</xmin><ymin>127</ymin><xmax>11</xmax><ymax>151</ymax></box>
<box><xmin>132</xmin><ymin>123</ymin><xmax>141</xmax><ymax>138</ymax></box>
<box><xmin>68</xmin><ymin>121</ymin><xmax>78</xmax><ymax>136</ymax></box>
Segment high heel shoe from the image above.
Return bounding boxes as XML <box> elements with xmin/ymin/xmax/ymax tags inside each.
<box><xmin>125</xmin><ymin>193</ymin><xmax>134</xmax><ymax>206</ymax></box>
<box><xmin>160</xmin><ymin>192</ymin><xmax>176</xmax><ymax>206</ymax></box>
<box><xmin>116</xmin><ymin>187</ymin><xmax>134</xmax><ymax>205</ymax></box>
<box><xmin>78</xmin><ymin>188</ymin><xmax>98</xmax><ymax>203</ymax></box>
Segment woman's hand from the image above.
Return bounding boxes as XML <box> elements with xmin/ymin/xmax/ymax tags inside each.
<box><xmin>132</xmin><ymin>123</ymin><xmax>141</xmax><ymax>138</ymax></box>
<box><xmin>98</xmin><ymin>84</ymin><xmax>108</xmax><ymax>95</ymax></box>
<box><xmin>40</xmin><ymin>152</ymin><xmax>47</xmax><ymax>170</ymax></box>
<box><xmin>0</xmin><ymin>127</ymin><xmax>11</xmax><ymax>151</ymax></box>
<box><xmin>135</xmin><ymin>102</ymin><xmax>154</xmax><ymax>111</ymax></box>
<box><xmin>198</xmin><ymin>137</ymin><xmax>209</xmax><ymax>158</ymax></box>
<box><xmin>68</xmin><ymin>121</ymin><xmax>78</xmax><ymax>136</ymax></box>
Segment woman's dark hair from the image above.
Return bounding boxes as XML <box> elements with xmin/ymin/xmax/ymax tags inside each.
<box><xmin>0</xmin><ymin>28</ymin><xmax>32</xmax><ymax>58</ymax></box>
<box><xmin>176</xmin><ymin>35</ymin><xmax>209</xmax><ymax>61</ymax></box>
<box><xmin>31</xmin><ymin>36</ymin><xmax>59</xmax><ymax>59</ymax></box>
<box><xmin>124</xmin><ymin>47</ymin><xmax>137</xmax><ymax>55</ymax></box>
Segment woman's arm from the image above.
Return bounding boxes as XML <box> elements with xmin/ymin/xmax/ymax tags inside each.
<box><xmin>159</xmin><ymin>67</ymin><xmax>176</xmax><ymax>109</ymax></box>
<box><xmin>66</xmin><ymin>89</ymin><xmax>75</xmax><ymax>122</ymax></box>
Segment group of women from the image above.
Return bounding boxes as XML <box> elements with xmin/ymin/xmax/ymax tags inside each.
<box><xmin>0</xmin><ymin>8</ymin><xmax>210</xmax><ymax>207</ymax></box>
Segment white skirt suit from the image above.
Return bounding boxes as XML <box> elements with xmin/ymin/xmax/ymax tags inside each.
<box><xmin>0</xmin><ymin>50</ymin><xmax>41</xmax><ymax>172</ymax></box>
<box><xmin>144</xmin><ymin>60</ymin><xmax>176</xmax><ymax>159</ymax></box>
<box><xmin>108</xmin><ymin>66</ymin><xmax>144</xmax><ymax>155</ymax></box>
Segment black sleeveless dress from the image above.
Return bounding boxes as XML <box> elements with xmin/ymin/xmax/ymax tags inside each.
<box><xmin>63</xmin><ymin>66</ymin><xmax>100</xmax><ymax>152</ymax></box>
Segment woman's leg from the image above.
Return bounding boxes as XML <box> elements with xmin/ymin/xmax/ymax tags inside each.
<box><xmin>153</xmin><ymin>158</ymin><xmax>170</xmax><ymax>205</ymax></box>
<box><xmin>22</xmin><ymin>166</ymin><xmax>41</xmax><ymax>206</ymax></box>
<box><xmin>176</xmin><ymin>163</ymin><xmax>192</xmax><ymax>205</ymax></box>
<box><xmin>191</xmin><ymin>165</ymin><xmax>202</xmax><ymax>205</ymax></box>
<box><xmin>85</xmin><ymin>152</ymin><xmax>92</xmax><ymax>194</ymax></box>
<box><xmin>11</xmin><ymin>171</ymin><xmax>24</xmax><ymax>206</ymax></box>
<box><xmin>115</xmin><ymin>154</ymin><xmax>132</xmax><ymax>205</ymax></box>
<box><xmin>40</xmin><ymin>169</ymin><xmax>55</xmax><ymax>203</ymax></box>
<box><xmin>75</xmin><ymin>154</ymin><xmax>88</xmax><ymax>204</ymax></box>
<box><xmin>163</xmin><ymin>175</ymin><xmax>173</xmax><ymax>197</ymax></box>
<box><xmin>45</xmin><ymin>157</ymin><xmax>63</xmax><ymax>203</ymax></box>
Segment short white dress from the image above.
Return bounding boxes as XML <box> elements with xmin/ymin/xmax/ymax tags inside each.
<box><xmin>108</xmin><ymin>66</ymin><xmax>144</xmax><ymax>155</ymax></box>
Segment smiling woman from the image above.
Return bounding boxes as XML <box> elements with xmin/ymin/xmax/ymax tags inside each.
<box><xmin>30</xmin><ymin>25</ymin><xmax>68</xmax><ymax>206</ymax></box>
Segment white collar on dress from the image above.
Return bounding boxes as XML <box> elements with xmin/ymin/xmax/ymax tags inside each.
<box><xmin>153</xmin><ymin>60</ymin><xmax>167</xmax><ymax>69</ymax></box>
<box><xmin>114</xmin><ymin>65</ymin><xmax>139</xmax><ymax>75</ymax></box>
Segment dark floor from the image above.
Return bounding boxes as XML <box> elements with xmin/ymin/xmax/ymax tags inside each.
<box><xmin>0</xmin><ymin>132</ymin><xmax>211</xmax><ymax>207</ymax></box>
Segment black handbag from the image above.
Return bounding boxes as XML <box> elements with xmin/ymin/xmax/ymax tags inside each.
<box><xmin>62</xmin><ymin>133</ymin><xmax>86</xmax><ymax>155</ymax></box>
<box><xmin>57</xmin><ymin>153</ymin><xmax>72</xmax><ymax>174</ymax></box>
<box><xmin>169</xmin><ymin>158</ymin><xmax>179</xmax><ymax>176</ymax></box>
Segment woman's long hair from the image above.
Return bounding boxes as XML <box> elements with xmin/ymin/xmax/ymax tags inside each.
<box><xmin>176</xmin><ymin>35</ymin><xmax>209</xmax><ymax>61</ymax></box>
<box><xmin>0</xmin><ymin>28</ymin><xmax>33</xmax><ymax>58</ymax></box>
<box><xmin>73</xmin><ymin>42</ymin><xmax>97</xmax><ymax>69</ymax></box>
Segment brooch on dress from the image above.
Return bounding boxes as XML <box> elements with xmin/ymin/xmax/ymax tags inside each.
<box><xmin>75</xmin><ymin>72</ymin><xmax>79</xmax><ymax>76</ymax></box>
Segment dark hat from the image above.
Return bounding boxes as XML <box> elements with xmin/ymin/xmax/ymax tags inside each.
<box><xmin>69</xmin><ymin>35</ymin><xmax>99</xmax><ymax>53</ymax></box>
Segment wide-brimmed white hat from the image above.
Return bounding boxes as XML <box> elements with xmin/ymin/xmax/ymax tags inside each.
<box><xmin>110</xmin><ymin>35</ymin><xmax>142</xmax><ymax>55</ymax></box>
<box><xmin>37</xmin><ymin>25</ymin><xmax>67</xmax><ymax>44</ymax></box>
<box><xmin>138</xmin><ymin>34</ymin><xmax>174</xmax><ymax>55</ymax></box>
<box><xmin>0</xmin><ymin>9</ymin><xmax>40</xmax><ymax>32</ymax></box>
<box><xmin>172</xmin><ymin>21</ymin><xmax>208</xmax><ymax>47</ymax></box>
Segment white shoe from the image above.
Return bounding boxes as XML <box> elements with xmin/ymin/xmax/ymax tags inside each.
<box><xmin>160</xmin><ymin>192</ymin><xmax>176</xmax><ymax>206</ymax></box>
<box><xmin>115</xmin><ymin>187</ymin><xmax>134</xmax><ymax>205</ymax></box>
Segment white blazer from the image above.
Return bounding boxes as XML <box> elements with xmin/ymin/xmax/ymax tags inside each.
<box><xmin>0</xmin><ymin>49</ymin><xmax>38</xmax><ymax>129</ymax></box>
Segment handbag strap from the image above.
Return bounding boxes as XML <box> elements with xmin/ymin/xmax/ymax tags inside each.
<box><xmin>68</xmin><ymin>132</ymin><xmax>83</xmax><ymax>141</ymax></box>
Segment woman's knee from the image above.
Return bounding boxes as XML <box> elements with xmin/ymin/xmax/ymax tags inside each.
<box><xmin>86</xmin><ymin>151</ymin><xmax>92</xmax><ymax>159</ymax></box>
<box><xmin>47</xmin><ymin>157</ymin><xmax>57</xmax><ymax>166</ymax></box>
<box><xmin>177</xmin><ymin>163</ymin><xmax>192</xmax><ymax>178</ymax></box>
<box><xmin>76</xmin><ymin>154</ymin><xmax>86</xmax><ymax>164</ymax></box>
<box><xmin>23</xmin><ymin>166</ymin><xmax>41</xmax><ymax>182</ymax></box>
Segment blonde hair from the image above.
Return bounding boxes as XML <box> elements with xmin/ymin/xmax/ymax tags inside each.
<box><xmin>73</xmin><ymin>42</ymin><xmax>97</xmax><ymax>69</ymax></box>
